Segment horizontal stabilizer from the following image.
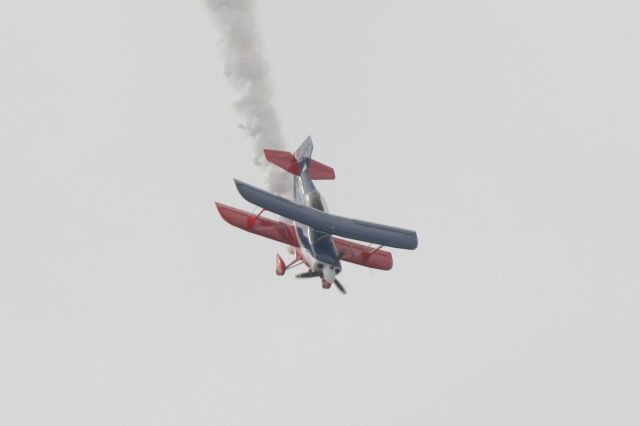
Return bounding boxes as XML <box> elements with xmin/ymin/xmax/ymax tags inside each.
<box><xmin>264</xmin><ymin>147</ymin><xmax>335</xmax><ymax>180</ymax></box>
<box><xmin>264</xmin><ymin>149</ymin><xmax>301</xmax><ymax>175</ymax></box>
<box><xmin>307</xmin><ymin>159</ymin><xmax>335</xmax><ymax>180</ymax></box>
<box><xmin>234</xmin><ymin>180</ymin><xmax>418</xmax><ymax>250</ymax></box>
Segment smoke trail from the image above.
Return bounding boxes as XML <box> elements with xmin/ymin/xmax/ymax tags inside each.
<box><xmin>206</xmin><ymin>0</ymin><xmax>289</xmax><ymax>195</ymax></box>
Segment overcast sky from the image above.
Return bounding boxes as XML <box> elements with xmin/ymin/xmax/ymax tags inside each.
<box><xmin>1</xmin><ymin>1</ymin><xmax>639</xmax><ymax>425</ymax></box>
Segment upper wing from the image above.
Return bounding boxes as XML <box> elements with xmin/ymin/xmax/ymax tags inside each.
<box><xmin>215</xmin><ymin>202</ymin><xmax>299</xmax><ymax>247</ymax></box>
<box><xmin>333</xmin><ymin>237</ymin><xmax>393</xmax><ymax>270</ymax></box>
<box><xmin>234</xmin><ymin>180</ymin><xmax>418</xmax><ymax>250</ymax></box>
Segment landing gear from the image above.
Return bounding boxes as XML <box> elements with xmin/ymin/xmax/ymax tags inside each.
<box><xmin>276</xmin><ymin>254</ymin><xmax>286</xmax><ymax>276</ymax></box>
<box><xmin>276</xmin><ymin>252</ymin><xmax>303</xmax><ymax>276</ymax></box>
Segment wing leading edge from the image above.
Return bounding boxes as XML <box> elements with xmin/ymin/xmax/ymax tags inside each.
<box><xmin>233</xmin><ymin>180</ymin><xmax>418</xmax><ymax>250</ymax></box>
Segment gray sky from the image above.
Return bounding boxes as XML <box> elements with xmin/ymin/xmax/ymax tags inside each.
<box><xmin>1</xmin><ymin>1</ymin><xmax>639</xmax><ymax>425</ymax></box>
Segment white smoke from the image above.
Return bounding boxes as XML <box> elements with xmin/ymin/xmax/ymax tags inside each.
<box><xmin>206</xmin><ymin>0</ymin><xmax>290</xmax><ymax>195</ymax></box>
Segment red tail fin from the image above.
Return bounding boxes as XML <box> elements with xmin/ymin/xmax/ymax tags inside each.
<box><xmin>264</xmin><ymin>148</ymin><xmax>335</xmax><ymax>180</ymax></box>
<box><xmin>264</xmin><ymin>149</ymin><xmax>301</xmax><ymax>175</ymax></box>
<box><xmin>307</xmin><ymin>159</ymin><xmax>335</xmax><ymax>180</ymax></box>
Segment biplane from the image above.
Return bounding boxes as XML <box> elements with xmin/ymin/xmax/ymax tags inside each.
<box><xmin>215</xmin><ymin>137</ymin><xmax>418</xmax><ymax>294</ymax></box>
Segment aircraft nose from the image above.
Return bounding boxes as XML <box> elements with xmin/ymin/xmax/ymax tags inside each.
<box><xmin>322</xmin><ymin>267</ymin><xmax>336</xmax><ymax>285</ymax></box>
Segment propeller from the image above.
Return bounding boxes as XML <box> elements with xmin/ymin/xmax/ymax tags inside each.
<box><xmin>296</xmin><ymin>271</ymin><xmax>322</xmax><ymax>279</ymax></box>
<box><xmin>296</xmin><ymin>252</ymin><xmax>347</xmax><ymax>293</ymax></box>
<box><xmin>329</xmin><ymin>252</ymin><xmax>347</xmax><ymax>294</ymax></box>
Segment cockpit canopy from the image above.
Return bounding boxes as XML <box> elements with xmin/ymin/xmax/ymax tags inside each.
<box><xmin>304</xmin><ymin>190</ymin><xmax>328</xmax><ymax>212</ymax></box>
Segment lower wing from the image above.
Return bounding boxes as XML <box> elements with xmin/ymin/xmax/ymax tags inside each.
<box><xmin>216</xmin><ymin>203</ymin><xmax>394</xmax><ymax>270</ymax></box>
<box><xmin>333</xmin><ymin>237</ymin><xmax>393</xmax><ymax>270</ymax></box>
<box><xmin>215</xmin><ymin>202</ymin><xmax>299</xmax><ymax>247</ymax></box>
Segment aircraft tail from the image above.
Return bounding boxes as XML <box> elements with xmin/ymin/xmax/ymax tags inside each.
<box><xmin>294</xmin><ymin>136</ymin><xmax>314</xmax><ymax>162</ymax></box>
<box><xmin>264</xmin><ymin>136</ymin><xmax>335</xmax><ymax>180</ymax></box>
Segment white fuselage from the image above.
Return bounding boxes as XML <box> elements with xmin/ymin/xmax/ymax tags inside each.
<box><xmin>291</xmin><ymin>165</ymin><xmax>342</xmax><ymax>284</ymax></box>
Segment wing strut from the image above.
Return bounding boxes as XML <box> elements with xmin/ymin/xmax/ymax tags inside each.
<box><xmin>364</xmin><ymin>245</ymin><xmax>384</xmax><ymax>262</ymax></box>
<box><xmin>245</xmin><ymin>208</ymin><xmax>265</xmax><ymax>230</ymax></box>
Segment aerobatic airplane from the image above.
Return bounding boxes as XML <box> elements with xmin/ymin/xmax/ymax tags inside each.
<box><xmin>215</xmin><ymin>136</ymin><xmax>418</xmax><ymax>294</ymax></box>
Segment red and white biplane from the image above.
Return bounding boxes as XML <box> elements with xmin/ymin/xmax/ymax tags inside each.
<box><xmin>216</xmin><ymin>137</ymin><xmax>418</xmax><ymax>294</ymax></box>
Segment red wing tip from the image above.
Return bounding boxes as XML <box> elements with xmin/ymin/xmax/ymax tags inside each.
<box><xmin>214</xmin><ymin>202</ymin><xmax>234</xmax><ymax>224</ymax></box>
<box><xmin>369</xmin><ymin>260</ymin><xmax>393</xmax><ymax>271</ymax></box>
<box><xmin>375</xmin><ymin>260</ymin><xmax>393</xmax><ymax>271</ymax></box>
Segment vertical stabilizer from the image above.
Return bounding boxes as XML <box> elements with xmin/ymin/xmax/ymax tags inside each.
<box><xmin>294</xmin><ymin>136</ymin><xmax>314</xmax><ymax>161</ymax></box>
